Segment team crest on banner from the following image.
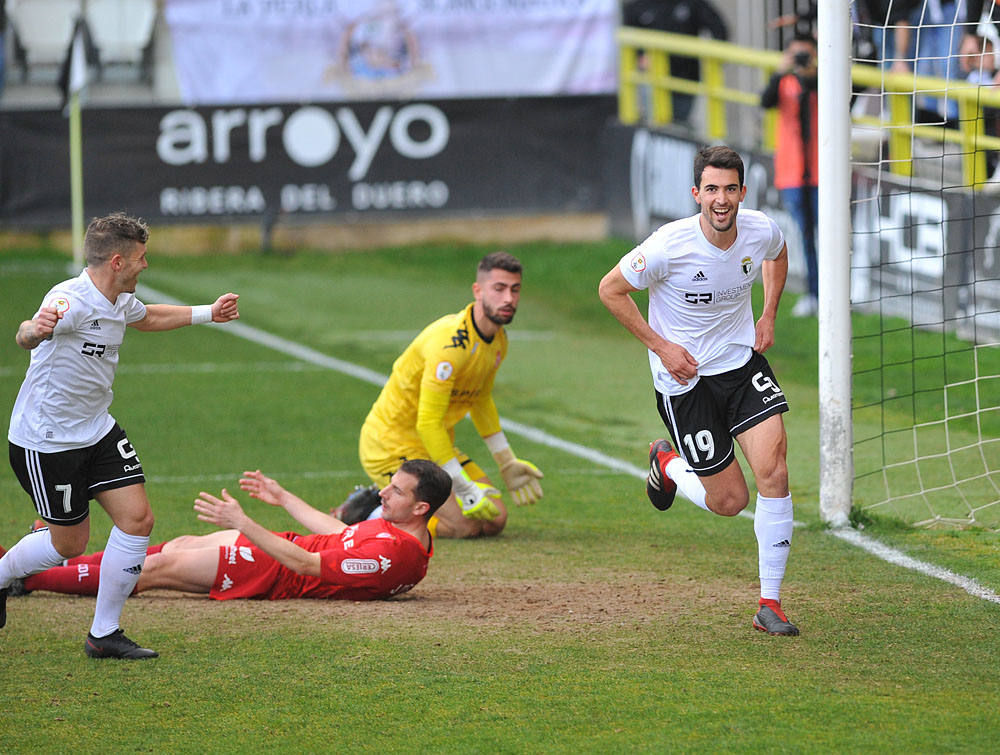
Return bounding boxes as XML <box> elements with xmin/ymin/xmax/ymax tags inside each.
<box><xmin>325</xmin><ymin>3</ymin><xmax>433</xmax><ymax>99</ymax></box>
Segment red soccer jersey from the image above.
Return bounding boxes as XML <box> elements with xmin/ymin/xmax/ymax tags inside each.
<box><xmin>209</xmin><ymin>518</ymin><xmax>432</xmax><ymax>601</ymax></box>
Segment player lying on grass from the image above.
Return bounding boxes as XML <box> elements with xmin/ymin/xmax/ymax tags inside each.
<box><xmin>3</xmin><ymin>460</ymin><xmax>450</xmax><ymax>604</ymax></box>
<box><xmin>336</xmin><ymin>251</ymin><xmax>543</xmax><ymax>539</ymax></box>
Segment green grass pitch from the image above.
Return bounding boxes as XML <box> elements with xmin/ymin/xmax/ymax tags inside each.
<box><xmin>1</xmin><ymin>240</ymin><xmax>998</xmax><ymax>753</ymax></box>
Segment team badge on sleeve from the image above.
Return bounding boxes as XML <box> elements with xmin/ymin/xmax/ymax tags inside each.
<box><xmin>48</xmin><ymin>296</ymin><xmax>71</xmax><ymax>316</ymax></box>
<box><xmin>435</xmin><ymin>361</ymin><xmax>454</xmax><ymax>381</ymax></box>
<box><xmin>630</xmin><ymin>253</ymin><xmax>647</xmax><ymax>273</ymax></box>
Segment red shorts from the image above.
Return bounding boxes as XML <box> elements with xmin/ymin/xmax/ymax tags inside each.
<box><xmin>208</xmin><ymin>532</ymin><xmax>297</xmax><ymax>600</ymax></box>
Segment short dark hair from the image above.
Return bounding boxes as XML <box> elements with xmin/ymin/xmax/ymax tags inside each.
<box><xmin>693</xmin><ymin>146</ymin><xmax>745</xmax><ymax>190</ymax></box>
<box><xmin>399</xmin><ymin>459</ymin><xmax>452</xmax><ymax>519</ymax></box>
<box><xmin>477</xmin><ymin>251</ymin><xmax>522</xmax><ymax>277</ymax></box>
<box><xmin>84</xmin><ymin>212</ymin><xmax>149</xmax><ymax>267</ymax></box>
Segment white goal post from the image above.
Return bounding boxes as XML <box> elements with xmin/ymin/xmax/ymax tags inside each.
<box><xmin>818</xmin><ymin>2</ymin><xmax>1000</xmax><ymax>532</ymax></box>
<box><xmin>818</xmin><ymin>1</ymin><xmax>854</xmax><ymax>527</ymax></box>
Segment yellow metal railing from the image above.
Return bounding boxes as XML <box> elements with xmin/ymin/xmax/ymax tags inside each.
<box><xmin>617</xmin><ymin>26</ymin><xmax>1000</xmax><ymax>189</ymax></box>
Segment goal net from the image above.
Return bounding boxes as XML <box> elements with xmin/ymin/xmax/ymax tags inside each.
<box><xmin>846</xmin><ymin>0</ymin><xmax>1000</xmax><ymax>531</ymax></box>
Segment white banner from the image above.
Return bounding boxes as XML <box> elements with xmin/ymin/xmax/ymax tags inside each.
<box><xmin>164</xmin><ymin>0</ymin><xmax>618</xmax><ymax>104</ymax></box>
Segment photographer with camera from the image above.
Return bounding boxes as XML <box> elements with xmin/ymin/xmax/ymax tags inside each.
<box><xmin>761</xmin><ymin>33</ymin><xmax>819</xmax><ymax>318</ymax></box>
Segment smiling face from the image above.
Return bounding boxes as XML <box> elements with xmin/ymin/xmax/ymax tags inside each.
<box><xmin>114</xmin><ymin>242</ymin><xmax>149</xmax><ymax>294</ymax></box>
<box><xmin>692</xmin><ymin>166</ymin><xmax>747</xmax><ymax>245</ymax></box>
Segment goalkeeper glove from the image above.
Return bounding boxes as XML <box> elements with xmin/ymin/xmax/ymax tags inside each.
<box><xmin>493</xmin><ymin>447</ymin><xmax>544</xmax><ymax>506</ymax></box>
<box><xmin>444</xmin><ymin>460</ymin><xmax>502</xmax><ymax>520</ymax></box>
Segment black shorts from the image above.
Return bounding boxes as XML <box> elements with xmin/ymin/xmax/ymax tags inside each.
<box><xmin>8</xmin><ymin>423</ymin><xmax>146</xmax><ymax>526</ymax></box>
<box><xmin>655</xmin><ymin>351</ymin><xmax>789</xmax><ymax>477</ymax></box>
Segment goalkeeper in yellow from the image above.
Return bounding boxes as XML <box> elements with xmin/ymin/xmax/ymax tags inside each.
<box><xmin>339</xmin><ymin>251</ymin><xmax>543</xmax><ymax>538</ymax></box>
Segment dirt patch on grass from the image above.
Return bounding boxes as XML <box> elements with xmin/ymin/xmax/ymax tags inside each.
<box><xmin>90</xmin><ymin>571</ymin><xmax>753</xmax><ymax>639</ymax></box>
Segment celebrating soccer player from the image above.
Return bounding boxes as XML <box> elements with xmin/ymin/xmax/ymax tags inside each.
<box><xmin>599</xmin><ymin>145</ymin><xmax>799</xmax><ymax>636</ymax></box>
<box><xmin>0</xmin><ymin>212</ymin><xmax>240</xmax><ymax>658</ymax></box>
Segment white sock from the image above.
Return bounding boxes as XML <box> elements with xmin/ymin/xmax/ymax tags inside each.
<box><xmin>665</xmin><ymin>456</ymin><xmax>710</xmax><ymax>511</ymax></box>
<box><xmin>365</xmin><ymin>504</ymin><xmax>383</xmax><ymax>521</ymax></box>
<box><xmin>90</xmin><ymin>527</ymin><xmax>148</xmax><ymax>638</ymax></box>
<box><xmin>753</xmin><ymin>493</ymin><xmax>794</xmax><ymax>602</ymax></box>
<box><xmin>0</xmin><ymin>528</ymin><xmax>64</xmax><ymax>588</ymax></box>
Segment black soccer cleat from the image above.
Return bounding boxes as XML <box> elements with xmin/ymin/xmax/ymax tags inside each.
<box><xmin>333</xmin><ymin>484</ymin><xmax>382</xmax><ymax>525</ymax></box>
<box><xmin>5</xmin><ymin>578</ymin><xmax>29</xmax><ymax>597</ymax></box>
<box><xmin>753</xmin><ymin>601</ymin><xmax>800</xmax><ymax>636</ymax></box>
<box><xmin>646</xmin><ymin>439</ymin><xmax>680</xmax><ymax>511</ymax></box>
<box><xmin>85</xmin><ymin>629</ymin><xmax>159</xmax><ymax>659</ymax></box>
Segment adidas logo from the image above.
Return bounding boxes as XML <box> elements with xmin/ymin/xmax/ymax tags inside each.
<box><xmin>648</xmin><ymin>459</ymin><xmax>662</xmax><ymax>491</ymax></box>
<box><xmin>692</xmin><ymin>270</ymin><xmax>708</xmax><ymax>282</ymax></box>
<box><xmin>773</xmin><ymin>539</ymin><xmax>791</xmax><ymax>548</ymax></box>
<box><xmin>89</xmin><ymin>320</ymin><xmax>101</xmax><ymax>330</ymax></box>
<box><xmin>123</xmin><ymin>564</ymin><xmax>143</xmax><ymax>575</ymax></box>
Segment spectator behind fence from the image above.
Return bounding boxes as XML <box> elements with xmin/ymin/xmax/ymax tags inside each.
<box><xmin>761</xmin><ymin>33</ymin><xmax>818</xmax><ymax>318</ymax></box>
<box><xmin>622</xmin><ymin>0</ymin><xmax>729</xmax><ymax>126</ymax></box>
<box><xmin>959</xmin><ymin>33</ymin><xmax>1000</xmax><ymax>178</ymax></box>
<box><xmin>888</xmin><ymin>0</ymin><xmax>964</xmax><ymax>125</ymax></box>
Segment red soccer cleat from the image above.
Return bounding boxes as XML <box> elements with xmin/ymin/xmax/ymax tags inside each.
<box><xmin>753</xmin><ymin>598</ymin><xmax>800</xmax><ymax>636</ymax></box>
<box><xmin>646</xmin><ymin>439</ymin><xmax>680</xmax><ymax>511</ymax></box>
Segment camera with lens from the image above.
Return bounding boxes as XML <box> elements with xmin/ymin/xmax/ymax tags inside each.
<box><xmin>793</xmin><ymin>51</ymin><xmax>812</xmax><ymax>68</ymax></box>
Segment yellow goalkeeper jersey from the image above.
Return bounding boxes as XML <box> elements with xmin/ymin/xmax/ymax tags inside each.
<box><xmin>363</xmin><ymin>302</ymin><xmax>507</xmax><ymax>465</ymax></box>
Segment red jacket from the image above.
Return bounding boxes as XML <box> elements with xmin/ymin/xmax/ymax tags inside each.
<box><xmin>763</xmin><ymin>72</ymin><xmax>819</xmax><ymax>189</ymax></box>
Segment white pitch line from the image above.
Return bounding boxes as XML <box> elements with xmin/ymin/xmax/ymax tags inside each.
<box><xmin>830</xmin><ymin>527</ymin><xmax>1000</xmax><ymax>604</ymax></box>
<box><xmin>137</xmin><ymin>283</ymin><xmax>1000</xmax><ymax>605</ymax></box>
<box><xmin>0</xmin><ymin>361</ymin><xmax>326</xmax><ymax>379</ymax></box>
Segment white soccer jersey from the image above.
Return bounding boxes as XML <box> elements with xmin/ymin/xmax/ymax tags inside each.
<box><xmin>8</xmin><ymin>270</ymin><xmax>147</xmax><ymax>452</ymax></box>
<box><xmin>619</xmin><ymin>210</ymin><xmax>785</xmax><ymax>396</ymax></box>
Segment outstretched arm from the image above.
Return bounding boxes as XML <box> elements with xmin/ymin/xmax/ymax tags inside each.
<box><xmin>239</xmin><ymin>470</ymin><xmax>348</xmax><ymax>535</ymax></box>
<box><xmin>194</xmin><ymin>489</ymin><xmax>321</xmax><ymax>577</ymax></box>
<box><xmin>130</xmin><ymin>293</ymin><xmax>240</xmax><ymax>331</ymax></box>
<box><xmin>598</xmin><ymin>265</ymin><xmax>699</xmax><ymax>386</ymax></box>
